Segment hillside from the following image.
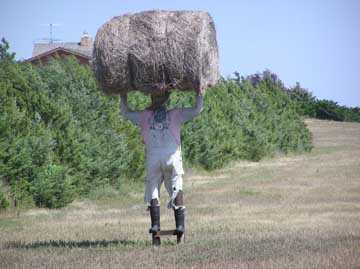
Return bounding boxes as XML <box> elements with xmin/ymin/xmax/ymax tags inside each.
<box><xmin>1</xmin><ymin>119</ymin><xmax>359</xmax><ymax>268</ymax></box>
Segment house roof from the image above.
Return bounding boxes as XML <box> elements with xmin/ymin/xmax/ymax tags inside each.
<box><xmin>32</xmin><ymin>42</ymin><xmax>93</xmax><ymax>58</ymax></box>
<box><xmin>26</xmin><ymin>46</ymin><xmax>91</xmax><ymax>63</ymax></box>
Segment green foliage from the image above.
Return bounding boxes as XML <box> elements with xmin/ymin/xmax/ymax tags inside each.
<box><xmin>287</xmin><ymin>82</ymin><xmax>316</xmax><ymax>117</ymax></box>
<box><xmin>312</xmin><ymin>100</ymin><xmax>360</xmax><ymax>122</ymax></box>
<box><xmin>287</xmin><ymin>82</ymin><xmax>360</xmax><ymax>122</ymax></box>
<box><xmin>0</xmin><ymin>51</ymin><xmax>139</xmax><ymax>208</ymax></box>
<box><xmin>0</xmin><ymin>189</ymin><xmax>10</xmax><ymax>210</ymax></box>
<box><xmin>31</xmin><ymin>164</ymin><xmax>75</xmax><ymax>208</ymax></box>
<box><xmin>1</xmin><ymin>42</ymin><xmax>313</xmax><ymax>208</ymax></box>
<box><xmin>0</xmin><ymin>38</ymin><xmax>16</xmax><ymax>61</ymax></box>
<box><xmin>168</xmin><ymin>71</ymin><xmax>312</xmax><ymax>169</ymax></box>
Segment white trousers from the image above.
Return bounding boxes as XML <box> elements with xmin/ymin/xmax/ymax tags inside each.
<box><xmin>144</xmin><ymin>148</ymin><xmax>184</xmax><ymax>209</ymax></box>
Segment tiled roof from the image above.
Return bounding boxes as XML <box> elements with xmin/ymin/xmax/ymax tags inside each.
<box><xmin>32</xmin><ymin>42</ymin><xmax>93</xmax><ymax>57</ymax></box>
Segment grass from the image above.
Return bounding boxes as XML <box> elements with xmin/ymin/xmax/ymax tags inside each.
<box><xmin>1</xmin><ymin>119</ymin><xmax>360</xmax><ymax>268</ymax></box>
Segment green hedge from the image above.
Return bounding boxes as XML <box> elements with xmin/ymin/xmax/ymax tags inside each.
<box><xmin>0</xmin><ymin>40</ymin><xmax>312</xmax><ymax>208</ymax></box>
<box><xmin>287</xmin><ymin>82</ymin><xmax>360</xmax><ymax>122</ymax></box>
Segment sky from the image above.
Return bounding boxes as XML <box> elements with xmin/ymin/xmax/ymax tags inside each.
<box><xmin>1</xmin><ymin>0</ymin><xmax>359</xmax><ymax>107</ymax></box>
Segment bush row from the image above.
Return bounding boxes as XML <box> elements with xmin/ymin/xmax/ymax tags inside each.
<box><xmin>0</xmin><ymin>40</ymin><xmax>312</xmax><ymax>209</ymax></box>
<box><xmin>286</xmin><ymin>82</ymin><xmax>360</xmax><ymax>122</ymax></box>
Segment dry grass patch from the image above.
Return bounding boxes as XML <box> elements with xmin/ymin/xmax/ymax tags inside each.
<box><xmin>1</xmin><ymin>119</ymin><xmax>360</xmax><ymax>268</ymax></box>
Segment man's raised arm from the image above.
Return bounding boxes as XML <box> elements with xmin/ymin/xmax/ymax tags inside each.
<box><xmin>178</xmin><ymin>93</ymin><xmax>204</xmax><ymax>124</ymax></box>
<box><xmin>120</xmin><ymin>94</ymin><xmax>142</xmax><ymax>125</ymax></box>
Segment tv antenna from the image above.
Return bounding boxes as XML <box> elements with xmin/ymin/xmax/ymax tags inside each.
<box><xmin>39</xmin><ymin>23</ymin><xmax>62</xmax><ymax>44</ymax></box>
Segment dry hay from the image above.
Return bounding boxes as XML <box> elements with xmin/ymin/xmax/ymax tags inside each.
<box><xmin>92</xmin><ymin>10</ymin><xmax>219</xmax><ymax>96</ymax></box>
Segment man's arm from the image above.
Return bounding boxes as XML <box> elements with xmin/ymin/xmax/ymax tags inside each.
<box><xmin>178</xmin><ymin>93</ymin><xmax>204</xmax><ymax>124</ymax></box>
<box><xmin>120</xmin><ymin>95</ymin><xmax>142</xmax><ymax>125</ymax></box>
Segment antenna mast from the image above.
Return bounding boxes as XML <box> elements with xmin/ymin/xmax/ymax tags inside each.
<box><xmin>38</xmin><ymin>23</ymin><xmax>61</xmax><ymax>44</ymax></box>
<box><xmin>50</xmin><ymin>23</ymin><xmax>54</xmax><ymax>44</ymax></box>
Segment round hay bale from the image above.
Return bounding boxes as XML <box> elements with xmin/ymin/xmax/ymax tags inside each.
<box><xmin>92</xmin><ymin>10</ymin><xmax>219</xmax><ymax>96</ymax></box>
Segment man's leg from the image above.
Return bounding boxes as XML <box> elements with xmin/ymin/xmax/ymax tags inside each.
<box><xmin>164</xmin><ymin>174</ymin><xmax>185</xmax><ymax>236</ymax></box>
<box><xmin>174</xmin><ymin>190</ymin><xmax>185</xmax><ymax>235</ymax></box>
<box><xmin>149</xmin><ymin>198</ymin><xmax>161</xmax><ymax>246</ymax></box>
<box><xmin>145</xmin><ymin>156</ymin><xmax>163</xmax><ymax>246</ymax></box>
<box><xmin>163</xmin><ymin>150</ymin><xmax>185</xmax><ymax>240</ymax></box>
<box><xmin>149</xmin><ymin>198</ymin><xmax>160</xmax><ymax>233</ymax></box>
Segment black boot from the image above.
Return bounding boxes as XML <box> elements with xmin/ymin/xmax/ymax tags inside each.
<box><xmin>149</xmin><ymin>199</ymin><xmax>160</xmax><ymax>246</ymax></box>
<box><xmin>174</xmin><ymin>191</ymin><xmax>185</xmax><ymax>236</ymax></box>
<box><xmin>174</xmin><ymin>207</ymin><xmax>185</xmax><ymax>234</ymax></box>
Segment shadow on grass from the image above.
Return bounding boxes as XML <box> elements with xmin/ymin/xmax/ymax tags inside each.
<box><xmin>3</xmin><ymin>239</ymin><xmax>143</xmax><ymax>249</ymax></box>
<box><xmin>3</xmin><ymin>237</ymin><xmax>178</xmax><ymax>249</ymax></box>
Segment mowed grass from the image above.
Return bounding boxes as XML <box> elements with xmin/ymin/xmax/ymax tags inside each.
<box><xmin>1</xmin><ymin>119</ymin><xmax>360</xmax><ymax>268</ymax></box>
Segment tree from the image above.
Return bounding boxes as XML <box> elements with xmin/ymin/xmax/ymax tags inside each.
<box><xmin>0</xmin><ymin>38</ymin><xmax>16</xmax><ymax>61</ymax></box>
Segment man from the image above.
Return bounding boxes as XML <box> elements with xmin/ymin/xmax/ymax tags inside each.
<box><xmin>120</xmin><ymin>91</ymin><xmax>203</xmax><ymax>245</ymax></box>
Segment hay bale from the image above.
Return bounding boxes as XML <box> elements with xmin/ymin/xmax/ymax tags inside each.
<box><xmin>92</xmin><ymin>10</ymin><xmax>219</xmax><ymax>96</ymax></box>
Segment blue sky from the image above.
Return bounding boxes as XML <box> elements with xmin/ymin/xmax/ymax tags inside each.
<box><xmin>1</xmin><ymin>0</ymin><xmax>359</xmax><ymax>107</ymax></box>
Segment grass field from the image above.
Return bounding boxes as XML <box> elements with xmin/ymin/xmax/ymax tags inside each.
<box><xmin>1</xmin><ymin>119</ymin><xmax>359</xmax><ymax>268</ymax></box>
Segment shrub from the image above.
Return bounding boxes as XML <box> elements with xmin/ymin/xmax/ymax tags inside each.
<box><xmin>287</xmin><ymin>82</ymin><xmax>360</xmax><ymax>122</ymax></box>
<box><xmin>31</xmin><ymin>164</ymin><xmax>75</xmax><ymax>208</ymax></box>
<box><xmin>0</xmin><ymin>190</ymin><xmax>10</xmax><ymax>210</ymax></box>
<box><xmin>0</xmin><ymin>39</ymin><xmax>313</xmax><ymax>208</ymax></box>
<box><xmin>0</xmin><ymin>46</ymin><xmax>139</xmax><ymax>207</ymax></box>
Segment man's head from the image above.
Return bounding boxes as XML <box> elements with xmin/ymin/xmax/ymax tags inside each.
<box><xmin>147</xmin><ymin>91</ymin><xmax>171</xmax><ymax>111</ymax></box>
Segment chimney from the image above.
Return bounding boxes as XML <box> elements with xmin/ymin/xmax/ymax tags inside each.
<box><xmin>80</xmin><ymin>31</ymin><xmax>93</xmax><ymax>46</ymax></box>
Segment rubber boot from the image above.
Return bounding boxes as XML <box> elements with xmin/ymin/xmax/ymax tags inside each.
<box><xmin>174</xmin><ymin>191</ymin><xmax>185</xmax><ymax>237</ymax></box>
<box><xmin>149</xmin><ymin>199</ymin><xmax>161</xmax><ymax>246</ymax></box>
<box><xmin>174</xmin><ymin>207</ymin><xmax>185</xmax><ymax>234</ymax></box>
